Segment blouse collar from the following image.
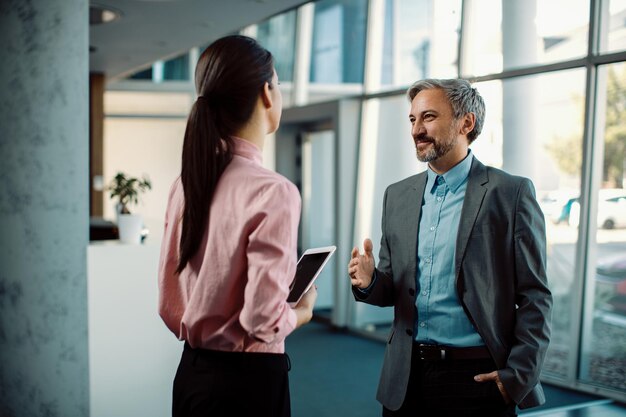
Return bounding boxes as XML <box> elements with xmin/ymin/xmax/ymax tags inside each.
<box><xmin>231</xmin><ymin>136</ymin><xmax>262</xmax><ymax>165</ymax></box>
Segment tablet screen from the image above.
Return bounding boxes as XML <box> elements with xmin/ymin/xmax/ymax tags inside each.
<box><xmin>287</xmin><ymin>250</ymin><xmax>334</xmax><ymax>304</ymax></box>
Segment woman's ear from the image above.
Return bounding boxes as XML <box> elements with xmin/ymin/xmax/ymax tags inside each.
<box><xmin>261</xmin><ymin>81</ymin><xmax>273</xmax><ymax>109</ymax></box>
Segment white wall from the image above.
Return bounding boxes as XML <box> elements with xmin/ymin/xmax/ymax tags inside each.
<box><xmin>103</xmin><ymin>116</ymin><xmax>186</xmax><ymax>242</ymax></box>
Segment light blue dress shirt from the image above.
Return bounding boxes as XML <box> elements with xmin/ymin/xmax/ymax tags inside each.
<box><xmin>415</xmin><ymin>152</ymin><xmax>484</xmax><ymax>347</ymax></box>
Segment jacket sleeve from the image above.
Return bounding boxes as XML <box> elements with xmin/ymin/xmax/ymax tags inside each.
<box><xmin>499</xmin><ymin>178</ymin><xmax>553</xmax><ymax>404</ymax></box>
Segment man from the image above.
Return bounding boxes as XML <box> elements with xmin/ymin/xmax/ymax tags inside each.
<box><xmin>348</xmin><ymin>78</ymin><xmax>552</xmax><ymax>417</ymax></box>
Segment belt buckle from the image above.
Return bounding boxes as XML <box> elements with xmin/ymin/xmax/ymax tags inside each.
<box><xmin>418</xmin><ymin>344</ymin><xmax>446</xmax><ymax>361</ymax></box>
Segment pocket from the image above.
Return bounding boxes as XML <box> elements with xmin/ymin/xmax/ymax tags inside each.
<box><xmin>491</xmin><ymin>380</ymin><xmax>508</xmax><ymax>405</ymax></box>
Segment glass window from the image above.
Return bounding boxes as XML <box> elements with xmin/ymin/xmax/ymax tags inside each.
<box><xmin>163</xmin><ymin>53</ymin><xmax>190</xmax><ymax>81</ymax></box>
<box><xmin>579</xmin><ymin>62</ymin><xmax>626</xmax><ymax>392</ymax></box>
<box><xmin>256</xmin><ymin>10</ymin><xmax>297</xmax><ymax>83</ymax></box>
<box><xmin>379</xmin><ymin>0</ymin><xmax>461</xmax><ymax>89</ymax></box>
<box><xmin>467</xmin><ymin>80</ymin><xmax>503</xmax><ymax>168</ymax></box>
<box><xmin>128</xmin><ymin>67</ymin><xmax>153</xmax><ymax>81</ymax></box>
<box><xmin>599</xmin><ymin>0</ymin><xmax>626</xmax><ymax>53</ymax></box>
<box><xmin>462</xmin><ymin>0</ymin><xmax>590</xmax><ymax>77</ymax></box>
<box><xmin>351</xmin><ymin>95</ymin><xmax>425</xmax><ymax>333</ymax></box>
<box><xmin>473</xmin><ymin>70</ymin><xmax>587</xmax><ymax>378</ymax></box>
<box><xmin>309</xmin><ymin>0</ymin><xmax>367</xmax><ymax>103</ymax></box>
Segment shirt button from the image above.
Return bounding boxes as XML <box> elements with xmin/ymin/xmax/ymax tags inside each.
<box><xmin>425</xmin><ymin>258</ymin><xmax>431</xmax><ymax>263</ymax></box>
<box><xmin>422</xmin><ymin>290</ymin><xmax>428</xmax><ymax>296</ymax></box>
<box><xmin>419</xmin><ymin>322</ymin><xmax>426</xmax><ymax>328</ymax></box>
<box><xmin>406</xmin><ymin>329</ymin><xmax>413</xmax><ymax>336</ymax></box>
<box><xmin>437</xmin><ymin>197</ymin><xmax>442</xmax><ymax>202</ymax></box>
<box><xmin>430</xmin><ymin>226</ymin><xmax>435</xmax><ymax>231</ymax></box>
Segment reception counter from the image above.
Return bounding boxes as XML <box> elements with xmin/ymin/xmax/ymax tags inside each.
<box><xmin>87</xmin><ymin>241</ymin><xmax>182</xmax><ymax>417</ymax></box>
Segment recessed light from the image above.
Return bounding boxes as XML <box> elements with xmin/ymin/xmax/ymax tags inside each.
<box><xmin>89</xmin><ymin>4</ymin><xmax>122</xmax><ymax>25</ymax></box>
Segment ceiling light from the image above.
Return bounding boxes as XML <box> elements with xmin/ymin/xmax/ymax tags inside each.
<box><xmin>89</xmin><ymin>4</ymin><xmax>122</xmax><ymax>25</ymax></box>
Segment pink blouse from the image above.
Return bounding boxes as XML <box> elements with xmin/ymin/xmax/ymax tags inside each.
<box><xmin>158</xmin><ymin>137</ymin><xmax>300</xmax><ymax>353</ymax></box>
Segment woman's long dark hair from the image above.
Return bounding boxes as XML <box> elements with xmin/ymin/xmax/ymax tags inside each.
<box><xmin>176</xmin><ymin>35</ymin><xmax>274</xmax><ymax>273</ymax></box>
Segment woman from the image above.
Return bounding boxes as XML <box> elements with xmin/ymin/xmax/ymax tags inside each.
<box><xmin>158</xmin><ymin>35</ymin><xmax>317</xmax><ymax>417</ymax></box>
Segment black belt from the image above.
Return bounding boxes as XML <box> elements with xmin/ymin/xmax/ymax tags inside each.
<box><xmin>184</xmin><ymin>342</ymin><xmax>291</xmax><ymax>371</ymax></box>
<box><xmin>413</xmin><ymin>343</ymin><xmax>492</xmax><ymax>361</ymax></box>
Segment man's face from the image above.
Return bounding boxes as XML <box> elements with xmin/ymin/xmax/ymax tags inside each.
<box><xmin>409</xmin><ymin>88</ymin><xmax>462</xmax><ymax>163</ymax></box>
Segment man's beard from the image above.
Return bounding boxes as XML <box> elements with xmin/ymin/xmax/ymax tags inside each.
<box><xmin>414</xmin><ymin>132</ymin><xmax>457</xmax><ymax>163</ymax></box>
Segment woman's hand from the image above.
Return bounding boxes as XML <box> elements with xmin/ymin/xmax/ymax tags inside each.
<box><xmin>293</xmin><ymin>285</ymin><xmax>318</xmax><ymax>328</ymax></box>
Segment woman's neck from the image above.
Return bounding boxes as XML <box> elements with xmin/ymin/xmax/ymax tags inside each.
<box><xmin>233</xmin><ymin>104</ymin><xmax>267</xmax><ymax>150</ymax></box>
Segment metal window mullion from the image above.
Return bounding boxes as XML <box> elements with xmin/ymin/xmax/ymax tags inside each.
<box><xmin>572</xmin><ymin>0</ymin><xmax>608</xmax><ymax>389</ymax></box>
<box><xmin>569</xmin><ymin>61</ymin><xmax>599</xmax><ymax>385</ymax></box>
<box><xmin>152</xmin><ymin>61</ymin><xmax>164</xmax><ymax>83</ymax></box>
<box><xmin>188</xmin><ymin>47</ymin><xmax>200</xmax><ymax>84</ymax></box>
<box><xmin>457</xmin><ymin>0</ymin><xmax>469</xmax><ymax>77</ymax></box>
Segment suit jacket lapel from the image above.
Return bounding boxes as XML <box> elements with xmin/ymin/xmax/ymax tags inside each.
<box><xmin>407</xmin><ymin>173</ymin><xmax>427</xmax><ymax>274</ymax></box>
<box><xmin>455</xmin><ymin>158</ymin><xmax>489</xmax><ymax>276</ymax></box>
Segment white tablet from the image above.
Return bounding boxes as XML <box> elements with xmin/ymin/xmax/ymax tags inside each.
<box><xmin>287</xmin><ymin>245</ymin><xmax>337</xmax><ymax>306</ymax></box>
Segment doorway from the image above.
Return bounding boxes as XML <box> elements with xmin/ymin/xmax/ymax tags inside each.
<box><xmin>300</xmin><ymin>129</ymin><xmax>336</xmax><ymax>312</ymax></box>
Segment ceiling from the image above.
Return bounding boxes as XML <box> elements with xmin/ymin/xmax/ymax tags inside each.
<box><xmin>89</xmin><ymin>0</ymin><xmax>310</xmax><ymax>81</ymax></box>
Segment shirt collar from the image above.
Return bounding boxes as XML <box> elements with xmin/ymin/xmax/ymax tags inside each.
<box><xmin>231</xmin><ymin>136</ymin><xmax>262</xmax><ymax>164</ymax></box>
<box><xmin>426</xmin><ymin>151</ymin><xmax>474</xmax><ymax>194</ymax></box>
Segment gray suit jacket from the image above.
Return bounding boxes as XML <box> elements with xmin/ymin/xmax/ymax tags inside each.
<box><xmin>354</xmin><ymin>158</ymin><xmax>552</xmax><ymax>411</ymax></box>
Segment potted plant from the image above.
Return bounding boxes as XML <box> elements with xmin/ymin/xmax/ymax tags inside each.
<box><xmin>107</xmin><ymin>172</ymin><xmax>152</xmax><ymax>244</ymax></box>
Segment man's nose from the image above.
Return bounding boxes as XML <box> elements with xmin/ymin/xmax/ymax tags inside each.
<box><xmin>412</xmin><ymin>123</ymin><xmax>425</xmax><ymax>137</ymax></box>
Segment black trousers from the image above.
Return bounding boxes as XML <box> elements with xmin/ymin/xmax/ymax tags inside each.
<box><xmin>172</xmin><ymin>343</ymin><xmax>291</xmax><ymax>417</ymax></box>
<box><xmin>383</xmin><ymin>346</ymin><xmax>518</xmax><ymax>417</ymax></box>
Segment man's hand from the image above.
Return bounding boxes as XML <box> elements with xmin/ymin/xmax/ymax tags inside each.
<box><xmin>348</xmin><ymin>238</ymin><xmax>375</xmax><ymax>289</ymax></box>
<box><xmin>474</xmin><ymin>371</ymin><xmax>512</xmax><ymax>404</ymax></box>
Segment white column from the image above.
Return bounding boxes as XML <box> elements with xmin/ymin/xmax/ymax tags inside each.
<box><xmin>363</xmin><ymin>0</ymin><xmax>385</xmax><ymax>93</ymax></box>
<box><xmin>501</xmin><ymin>0</ymin><xmax>539</xmax><ymax>180</ymax></box>
<box><xmin>292</xmin><ymin>3</ymin><xmax>314</xmax><ymax>106</ymax></box>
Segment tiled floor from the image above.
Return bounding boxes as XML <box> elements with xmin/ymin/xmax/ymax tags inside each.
<box><xmin>287</xmin><ymin>319</ymin><xmax>626</xmax><ymax>417</ymax></box>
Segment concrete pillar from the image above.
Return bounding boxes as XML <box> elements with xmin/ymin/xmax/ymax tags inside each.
<box><xmin>0</xmin><ymin>1</ymin><xmax>89</xmax><ymax>416</ymax></box>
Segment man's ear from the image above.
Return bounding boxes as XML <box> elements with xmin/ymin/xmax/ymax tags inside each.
<box><xmin>261</xmin><ymin>81</ymin><xmax>273</xmax><ymax>109</ymax></box>
<box><xmin>459</xmin><ymin>112</ymin><xmax>476</xmax><ymax>136</ymax></box>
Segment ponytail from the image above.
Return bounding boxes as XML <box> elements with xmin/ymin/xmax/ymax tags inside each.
<box><xmin>176</xmin><ymin>100</ymin><xmax>232</xmax><ymax>273</ymax></box>
<box><xmin>175</xmin><ymin>35</ymin><xmax>274</xmax><ymax>273</ymax></box>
